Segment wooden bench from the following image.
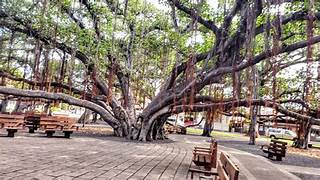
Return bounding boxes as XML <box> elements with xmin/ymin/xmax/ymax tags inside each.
<box><xmin>189</xmin><ymin>151</ymin><xmax>239</xmax><ymax>180</ymax></box>
<box><xmin>192</xmin><ymin>139</ymin><xmax>218</xmax><ymax>170</ymax></box>
<box><xmin>0</xmin><ymin>114</ymin><xmax>25</xmax><ymax>137</ymax></box>
<box><xmin>261</xmin><ymin>139</ymin><xmax>287</xmax><ymax>161</ymax></box>
<box><xmin>39</xmin><ymin>116</ymin><xmax>78</xmax><ymax>138</ymax></box>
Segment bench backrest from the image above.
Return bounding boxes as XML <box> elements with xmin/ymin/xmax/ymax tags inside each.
<box><xmin>269</xmin><ymin>140</ymin><xmax>287</xmax><ymax>155</ymax></box>
<box><xmin>216</xmin><ymin>152</ymin><xmax>239</xmax><ymax>180</ymax></box>
<box><xmin>40</xmin><ymin>116</ymin><xmax>76</xmax><ymax>130</ymax></box>
<box><xmin>0</xmin><ymin>114</ymin><xmax>25</xmax><ymax>128</ymax></box>
<box><xmin>0</xmin><ymin>114</ymin><xmax>25</xmax><ymax>119</ymax></box>
<box><xmin>271</xmin><ymin>139</ymin><xmax>287</xmax><ymax>146</ymax></box>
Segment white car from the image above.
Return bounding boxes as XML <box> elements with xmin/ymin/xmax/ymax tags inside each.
<box><xmin>266</xmin><ymin>128</ymin><xmax>297</xmax><ymax>140</ymax></box>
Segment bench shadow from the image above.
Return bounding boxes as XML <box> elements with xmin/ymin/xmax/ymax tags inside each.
<box><xmin>0</xmin><ymin>135</ymin><xmax>12</xmax><ymax>138</ymax></box>
<box><xmin>16</xmin><ymin>131</ymin><xmax>177</xmax><ymax>144</ymax></box>
<box><xmin>85</xmin><ymin>135</ymin><xmax>176</xmax><ymax>144</ymax></box>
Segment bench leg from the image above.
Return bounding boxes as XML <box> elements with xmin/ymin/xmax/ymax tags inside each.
<box><xmin>46</xmin><ymin>131</ymin><xmax>55</xmax><ymax>137</ymax></box>
<box><xmin>7</xmin><ymin>129</ymin><xmax>17</xmax><ymax>137</ymax></box>
<box><xmin>29</xmin><ymin>128</ymin><xmax>35</xmax><ymax>133</ymax></box>
<box><xmin>268</xmin><ymin>153</ymin><xmax>273</xmax><ymax>159</ymax></box>
<box><xmin>64</xmin><ymin>131</ymin><xmax>73</xmax><ymax>138</ymax></box>
<box><xmin>204</xmin><ymin>166</ymin><xmax>212</xmax><ymax>176</ymax></box>
<box><xmin>276</xmin><ymin>156</ymin><xmax>282</xmax><ymax>161</ymax></box>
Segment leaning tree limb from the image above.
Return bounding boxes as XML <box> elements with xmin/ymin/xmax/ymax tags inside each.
<box><xmin>0</xmin><ymin>86</ymin><xmax>127</xmax><ymax>136</ymax></box>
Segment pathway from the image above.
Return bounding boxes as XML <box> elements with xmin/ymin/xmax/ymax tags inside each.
<box><xmin>0</xmin><ymin>130</ymin><xmax>308</xmax><ymax>179</ymax></box>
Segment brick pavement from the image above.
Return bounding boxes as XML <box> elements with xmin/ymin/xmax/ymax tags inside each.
<box><xmin>0</xmin><ymin>130</ymin><xmax>304</xmax><ymax>180</ymax></box>
<box><xmin>0</xmin><ymin>131</ymin><xmax>197</xmax><ymax>180</ymax></box>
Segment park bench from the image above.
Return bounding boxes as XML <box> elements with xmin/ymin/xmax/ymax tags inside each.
<box><xmin>261</xmin><ymin>139</ymin><xmax>287</xmax><ymax>161</ymax></box>
<box><xmin>192</xmin><ymin>139</ymin><xmax>218</xmax><ymax>169</ymax></box>
<box><xmin>39</xmin><ymin>116</ymin><xmax>78</xmax><ymax>138</ymax></box>
<box><xmin>0</xmin><ymin>114</ymin><xmax>25</xmax><ymax>137</ymax></box>
<box><xmin>189</xmin><ymin>151</ymin><xmax>239</xmax><ymax>180</ymax></box>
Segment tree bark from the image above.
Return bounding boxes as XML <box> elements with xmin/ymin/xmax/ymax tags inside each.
<box><xmin>303</xmin><ymin>121</ymin><xmax>311</xmax><ymax>149</ymax></box>
<box><xmin>249</xmin><ymin>66</ymin><xmax>259</xmax><ymax>145</ymax></box>
<box><xmin>92</xmin><ymin>112</ymin><xmax>98</xmax><ymax>123</ymax></box>
<box><xmin>78</xmin><ymin>109</ymin><xmax>92</xmax><ymax>124</ymax></box>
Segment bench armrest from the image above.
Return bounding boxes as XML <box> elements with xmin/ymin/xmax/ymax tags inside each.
<box><xmin>194</xmin><ymin>149</ymin><xmax>211</xmax><ymax>153</ymax></box>
<box><xmin>194</xmin><ymin>146</ymin><xmax>210</xmax><ymax>149</ymax></box>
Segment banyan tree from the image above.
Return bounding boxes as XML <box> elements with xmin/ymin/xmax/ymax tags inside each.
<box><xmin>0</xmin><ymin>0</ymin><xmax>320</xmax><ymax>147</ymax></box>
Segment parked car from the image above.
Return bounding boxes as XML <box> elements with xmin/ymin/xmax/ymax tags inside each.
<box><xmin>266</xmin><ymin>128</ymin><xmax>297</xmax><ymax>140</ymax></box>
<box><xmin>310</xmin><ymin>131</ymin><xmax>320</xmax><ymax>142</ymax></box>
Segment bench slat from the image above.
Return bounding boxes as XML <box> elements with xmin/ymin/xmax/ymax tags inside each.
<box><xmin>220</xmin><ymin>152</ymin><xmax>239</xmax><ymax>180</ymax></box>
<box><xmin>0</xmin><ymin>115</ymin><xmax>25</xmax><ymax>129</ymax></box>
<box><xmin>217</xmin><ymin>160</ymin><xmax>229</xmax><ymax>180</ymax></box>
<box><xmin>262</xmin><ymin>140</ymin><xmax>287</xmax><ymax>160</ymax></box>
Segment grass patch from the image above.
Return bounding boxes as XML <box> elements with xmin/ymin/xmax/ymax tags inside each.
<box><xmin>313</xmin><ymin>144</ymin><xmax>320</xmax><ymax>148</ymax></box>
<box><xmin>212</xmin><ymin>131</ymin><xmax>243</xmax><ymax>138</ymax></box>
<box><xmin>186</xmin><ymin>128</ymin><xmax>203</xmax><ymax>135</ymax></box>
<box><xmin>186</xmin><ymin>128</ymin><xmax>243</xmax><ymax>138</ymax></box>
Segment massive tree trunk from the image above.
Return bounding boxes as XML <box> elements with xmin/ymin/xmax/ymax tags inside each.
<box><xmin>294</xmin><ymin>119</ymin><xmax>312</xmax><ymax>149</ymax></box>
<box><xmin>116</xmin><ymin>68</ymin><xmax>136</xmax><ymax>138</ymax></box>
<box><xmin>303</xmin><ymin>121</ymin><xmax>311</xmax><ymax>149</ymax></box>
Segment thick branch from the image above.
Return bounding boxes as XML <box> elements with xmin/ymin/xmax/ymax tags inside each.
<box><xmin>79</xmin><ymin>0</ymin><xmax>101</xmax><ymax>39</ymax></box>
<box><xmin>256</xmin><ymin>11</ymin><xmax>320</xmax><ymax>35</ymax></box>
<box><xmin>221</xmin><ymin>0</ymin><xmax>244</xmax><ymax>32</ymax></box>
<box><xmin>167</xmin><ymin>0</ymin><xmax>219</xmax><ymax>35</ymax></box>
<box><xmin>58</xmin><ymin>2</ymin><xmax>86</xmax><ymax>29</ymax></box>
<box><xmin>0</xmin><ymin>86</ymin><xmax>121</xmax><ymax>129</ymax></box>
<box><xmin>202</xmin><ymin>35</ymin><xmax>320</xmax><ymax>85</ymax></box>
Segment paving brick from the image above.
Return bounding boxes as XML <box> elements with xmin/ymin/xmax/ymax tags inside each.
<box><xmin>0</xmin><ymin>132</ymin><xmax>194</xmax><ymax>180</ymax></box>
<box><xmin>54</xmin><ymin>175</ymin><xmax>74</xmax><ymax>180</ymax></box>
